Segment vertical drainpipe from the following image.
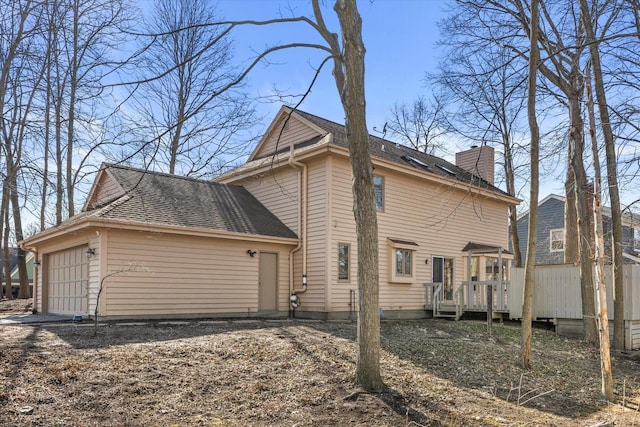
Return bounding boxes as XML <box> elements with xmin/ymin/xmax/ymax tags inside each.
<box><xmin>288</xmin><ymin>139</ymin><xmax>308</xmax><ymax>314</ymax></box>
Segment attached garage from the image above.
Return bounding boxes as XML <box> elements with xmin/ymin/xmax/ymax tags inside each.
<box><xmin>46</xmin><ymin>246</ymin><xmax>89</xmax><ymax>316</ymax></box>
<box><xmin>21</xmin><ymin>164</ymin><xmax>298</xmax><ymax>320</ymax></box>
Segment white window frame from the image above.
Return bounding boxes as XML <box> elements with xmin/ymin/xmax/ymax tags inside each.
<box><xmin>550</xmin><ymin>228</ymin><xmax>565</xmax><ymax>253</ymax></box>
<box><xmin>634</xmin><ymin>226</ymin><xmax>640</xmax><ymax>252</ymax></box>
<box><xmin>373</xmin><ymin>175</ymin><xmax>384</xmax><ymax>211</ymax></box>
<box><xmin>338</xmin><ymin>243</ymin><xmax>350</xmax><ymax>282</ymax></box>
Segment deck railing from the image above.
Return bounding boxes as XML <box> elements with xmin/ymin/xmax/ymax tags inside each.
<box><xmin>425</xmin><ymin>280</ymin><xmax>510</xmax><ymax>313</ymax></box>
<box><xmin>461</xmin><ymin>281</ymin><xmax>510</xmax><ymax>312</ymax></box>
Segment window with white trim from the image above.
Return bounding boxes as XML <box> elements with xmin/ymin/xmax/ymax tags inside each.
<box><xmin>374</xmin><ymin>175</ymin><xmax>384</xmax><ymax>211</ymax></box>
<box><xmin>396</xmin><ymin>249</ymin><xmax>412</xmax><ymax>276</ymax></box>
<box><xmin>634</xmin><ymin>227</ymin><xmax>640</xmax><ymax>252</ymax></box>
<box><xmin>550</xmin><ymin>228</ymin><xmax>565</xmax><ymax>252</ymax></box>
<box><xmin>338</xmin><ymin>243</ymin><xmax>350</xmax><ymax>281</ymax></box>
<box><xmin>388</xmin><ymin>238</ymin><xmax>417</xmax><ymax>283</ymax></box>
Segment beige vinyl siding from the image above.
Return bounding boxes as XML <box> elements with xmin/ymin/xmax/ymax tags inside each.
<box><xmin>328</xmin><ymin>156</ymin><xmax>510</xmax><ymax>312</ymax></box>
<box><xmin>240</xmin><ymin>167</ymin><xmax>300</xmax><ymax>234</ymax></box>
<box><xmin>90</xmin><ymin>172</ymin><xmax>124</xmax><ymax>208</ymax></box>
<box><xmin>252</xmin><ymin>116</ymin><xmax>321</xmax><ymax>159</ymax></box>
<box><xmin>328</xmin><ymin>157</ymin><xmax>358</xmax><ymax>311</ymax></box>
<box><xmin>298</xmin><ymin>158</ymin><xmax>328</xmax><ymax>311</ymax></box>
<box><xmin>102</xmin><ymin>230</ymin><xmax>291</xmax><ymax>317</ymax></box>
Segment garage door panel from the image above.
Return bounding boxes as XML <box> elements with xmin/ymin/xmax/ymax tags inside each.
<box><xmin>47</xmin><ymin>246</ymin><xmax>89</xmax><ymax>316</ymax></box>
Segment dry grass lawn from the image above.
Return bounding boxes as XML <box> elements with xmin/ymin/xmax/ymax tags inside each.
<box><xmin>2</xmin><ymin>299</ymin><xmax>640</xmax><ymax>426</ymax></box>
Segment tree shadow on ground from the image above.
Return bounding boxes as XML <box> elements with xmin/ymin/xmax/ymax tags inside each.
<box><xmin>8</xmin><ymin>317</ymin><xmax>616</xmax><ymax>421</ymax></box>
<box><xmin>303</xmin><ymin>319</ymin><xmax>608</xmax><ymax>421</ymax></box>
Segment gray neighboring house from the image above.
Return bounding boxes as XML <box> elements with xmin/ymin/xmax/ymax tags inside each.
<box><xmin>515</xmin><ymin>194</ymin><xmax>640</xmax><ymax>265</ymax></box>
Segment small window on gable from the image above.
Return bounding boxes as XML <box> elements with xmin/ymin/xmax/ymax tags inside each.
<box><xmin>634</xmin><ymin>227</ymin><xmax>640</xmax><ymax>252</ymax></box>
<box><xmin>373</xmin><ymin>175</ymin><xmax>384</xmax><ymax>211</ymax></box>
<box><xmin>388</xmin><ymin>238</ymin><xmax>417</xmax><ymax>283</ymax></box>
<box><xmin>550</xmin><ymin>228</ymin><xmax>565</xmax><ymax>252</ymax></box>
<box><xmin>338</xmin><ymin>243</ymin><xmax>350</xmax><ymax>281</ymax></box>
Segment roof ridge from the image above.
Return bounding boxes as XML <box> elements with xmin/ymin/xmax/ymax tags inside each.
<box><xmin>103</xmin><ymin>163</ymin><xmax>224</xmax><ymax>187</ymax></box>
<box><xmin>293</xmin><ymin>109</ymin><xmax>457</xmax><ymax>167</ymax></box>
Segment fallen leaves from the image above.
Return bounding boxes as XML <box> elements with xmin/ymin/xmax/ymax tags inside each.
<box><xmin>0</xmin><ymin>314</ymin><xmax>639</xmax><ymax>426</ymax></box>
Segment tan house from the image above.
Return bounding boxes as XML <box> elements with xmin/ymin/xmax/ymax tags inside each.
<box><xmin>21</xmin><ymin>106</ymin><xmax>519</xmax><ymax>320</ymax></box>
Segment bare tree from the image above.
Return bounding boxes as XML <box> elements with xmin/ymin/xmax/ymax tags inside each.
<box><xmin>132</xmin><ymin>0</ymin><xmax>256</xmax><ymax>178</ymax></box>
<box><xmin>522</xmin><ymin>0</ymin><xmax>540</xmax><ymax>370</ymax></box>
<box><xmin>580</xmin><ymin>0</ymin><xmax>626</xmax><ymax>351</ymax></box>
<box><xmin>386</xmin><ymin>94</ymin><xmax>448</xmax><ymax>156</ymax></box>
<box><xmin>43</xmin><ymin>0</ymin><xmax>133</xmax><ymax>222</ymax></box>
<box><xmin>433</xmin><ymin>38</ymin><xmax>529</xmax><ymax>267</ymax></box>
<box><xmin>456</xmin><ymin>0</ymin><xmax>599</xmax><ymax>344</ymax></box>
<box><xmin>0</xmin><ymin>0</ymin><xmax>47</xmax><ymax>299</ymax></box>
<box><xmin>585</xmin><ymin>61</ymin><xmax>614</xmax><ymax>401</ymax></box>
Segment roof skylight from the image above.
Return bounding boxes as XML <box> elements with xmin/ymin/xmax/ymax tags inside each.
<box><xmin>401</xmin><ymin>155</ymin><xmax>429</xmax><ymax>170</ymax></box>
<box><xmin>436</xmin><ymin>164</ymin><xmax>456</xmax><ymax>175</ymax></box>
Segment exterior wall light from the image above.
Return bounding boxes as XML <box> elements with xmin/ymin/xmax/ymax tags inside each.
<box><xmin>246</xmin><ymin>250</ymin><xmax>256</xmax><ymax>257</ymax></box>
<box><xmin>33</xmin><ymin>260</ymin><xmax>41</xmax><ymax>268</ymax></box>
<box><xmin>86</xmin><ymin>248</ymin><xmax>96</xmax><ymax>259</ymax></box>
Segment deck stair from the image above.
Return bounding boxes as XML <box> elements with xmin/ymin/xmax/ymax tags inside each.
<box><xmin>432</xmin><ymin>283</ymin><xmax>464</xmax><ymax>320</ymax></box>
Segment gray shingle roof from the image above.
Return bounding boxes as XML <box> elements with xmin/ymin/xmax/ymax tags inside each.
<box><xmin>86</xmin><ymin>164</ymin><xmax>297</xmax><ymax>239</ymax></box>
<box><xmin>292</xmin><ymin>109</ymin><xmax>510</xmax><ymax>196</ymax></box>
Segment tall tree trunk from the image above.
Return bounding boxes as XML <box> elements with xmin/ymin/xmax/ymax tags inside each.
<box><xmin>1</xmin><ymin>186</ymin><xmax>10</xmax><ymax>301</ymax></box>
<box><xmin>522</xmin><ymin>0</ymin><xmax>540</xmax><ymax>370</ymax></box>
<box><xmin>567</xmin><ymin>69</ymin><xmax>598</xmax><ymax>344</ymax></box>
<box><xmin>55</xmin><ymin>79</ymin><xmax>63</xmax><ymax>225</ymax></box>
<box><xmin>9</xmin><ymin>174</ymin><xmax>30</xmax><ymax>299</ymax></box>
<box><xmin>580</xmin><ymin>0</ymin><xmax>625</xmax><ymax>351</ymax></box>
<box><xmin>585</xmin><ymin>62</ymin><xmax>614</xmax><ymax>401</ymax></box>
<box><xmin>169</xmin><ymin>81</ymin><xmax>187</xmax><ymax>175</ymax></box>
<box><xmin>333</xmin><ymin>0</ymin><xmax>382</xmax><ymax>391</ymax></box>
<box><xmin>66</xmin><ymin>0</ymin><xmax>80</xmax><ymax>218</ymax></box>
<box><xmin>565</xmin><ymin>167</ymin><xmax>579</xmax><ymax>265</ymax></box>
<box><xmin>504</xmin><ymin>138</ymin><xmax>522</xmax><ymax>267</ymax></box>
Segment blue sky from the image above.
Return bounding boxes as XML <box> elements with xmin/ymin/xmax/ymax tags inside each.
<box><xmin>214</xmin><ymin>0</ymin><xmax>449</xmax><ymax>137</ymax></box>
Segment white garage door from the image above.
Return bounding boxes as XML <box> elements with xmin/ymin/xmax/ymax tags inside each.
<box><xmin>47</xmin><ymin>246</ymin><xmax>89</xmax><ymax>315</ymax></box>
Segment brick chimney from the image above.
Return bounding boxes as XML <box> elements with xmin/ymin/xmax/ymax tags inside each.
<box><xmin>455</xmin><ymin>145</ymin><xmax>495</xmax><ymax>185</ymax></box>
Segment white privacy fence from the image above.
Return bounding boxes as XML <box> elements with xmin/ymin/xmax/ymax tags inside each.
<box><xmin>509</xmin><ymin>265</ymin><xmax>640</xmax><ymax>350</ymax></box>
<box><xmin>509</xmin><ymin>265</ymin><xmax>640</xmax><ymax>320</ymax></box>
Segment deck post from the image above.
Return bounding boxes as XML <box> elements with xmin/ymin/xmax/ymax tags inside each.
<box><xmin>498</xmin><ymin>248</ymin><xmax>503</xmax><ymax>311</ymax></box>
<box><xmin>487</xmin><ymin>282</ymin><xmax>493</xmax><ymax>334</ymax></box>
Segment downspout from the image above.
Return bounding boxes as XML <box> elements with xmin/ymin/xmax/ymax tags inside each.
<box><xmin>287</xmin><ymin>133</ymin><xmax>332</xmax><ymax>315</ymax></box>
<box><xmin>288</xmin><ymin>139</ymin><xmax>307</xmax><ymax>315</ymax></box>
<box><xmin>31</xmin><ymin>251</ymin><xmax>38</xmax><ymax>313</ymax></box>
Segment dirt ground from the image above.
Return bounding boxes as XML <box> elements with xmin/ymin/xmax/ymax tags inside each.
<box><xmin>2</xmin><ymin>299</ymin><xmax>640</xmax><ymax>426</ymax></box>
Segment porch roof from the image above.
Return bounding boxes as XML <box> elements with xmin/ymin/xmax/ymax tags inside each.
<box><xmin>462</xmin><ymin>242</ymin><xmax>512</xmax><ymax>255</ymax></box>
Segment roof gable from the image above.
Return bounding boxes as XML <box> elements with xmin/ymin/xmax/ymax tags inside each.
<box><xmin>248</xmin><ymin>106</ymin><xmax>326</xmax><ymax>161</ymax></box>
<box><xmin>83</xmin><ymin>166</ymin><xmax>126</xmax><ymax>211</ymax></box>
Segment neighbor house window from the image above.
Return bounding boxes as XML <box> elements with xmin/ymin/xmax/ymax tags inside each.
<box><xmin>635</xmin><ymin>227</ymin><xmax>640</xmax><ymax>252</ymax></box>
<box><xmin>338</xmin><ymin>243</ymin><xmax>350</xmax><ymax>281</ymax></box>
<box><xmin>550</xmin><ymin>228</ymin><xmax>565</xmax><ymax>252</ymax></box>
<box><xmin>374</xmin><ymin>175</ymin><xmax>384</xmax><ymax>210</ymax></box>
<box><xmin>388</xmin><ymin>238</ymin><xmax>418</xmax><ymax>283</ymax></box>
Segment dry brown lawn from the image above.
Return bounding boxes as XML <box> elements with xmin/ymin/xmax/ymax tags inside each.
<box><xmin>2</xmin><ymin>299</ymin><xmax>640</xmax><ymax>426</ymax></box>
